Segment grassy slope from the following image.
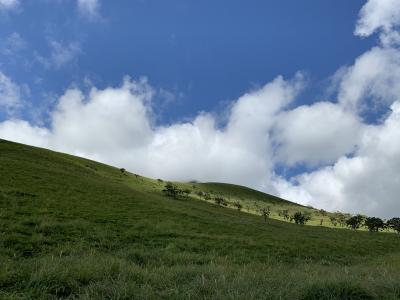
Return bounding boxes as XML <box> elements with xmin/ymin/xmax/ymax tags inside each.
<box><xmin>1</xmin><ymin>139</ymin><xmax>400</xmax><ymax>299</ymax></box>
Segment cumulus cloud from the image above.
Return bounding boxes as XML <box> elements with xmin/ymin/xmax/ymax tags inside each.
<box><xmin>338</xmin><ymin>47</ymin><xmax>400</xmax><ymax>112</ymax></box>
<box><xmin>0</xmin><ymin>74</ymin><xmax>304</xmax><ymax>193</ymax></box>
<box><xmin>272</xmin><ymin>102</ymin><xmax>363</xmax><ymax>167</ymax></box>
<box><xmin>0</xmin><ymin>0</ymin><xmax>19</xmax><ymax>11</ymax></box>
<box><xmin>275</xmin><ymin>102</ymin><xmax>400</xmax><ymax>218</ymax></box>
<box><xmin>77</xmin><ymin>0</ymin><xmax>100</xmax><ymax>19</ymax></box>
<box><xmin>355</xmin><ymin>0</ymin><xmax>400</xmax><ymax>46</ymax></box>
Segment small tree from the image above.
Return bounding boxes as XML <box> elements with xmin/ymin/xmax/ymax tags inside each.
<box><xmin>320</xmin><ymin>219</ymin><xmax>324</xmax><ymax>226</ymax></box>
<box><xmin>204</xmin><ymin>192</ymin><xmax>212</xmax><ymax>201</ymax></box>
<box><xmin>346</xmin><ymin>214</ymin><xmax>364</xmax><ymax>230</ymax></box>
<box><xmin>182</xmin><ymin>189</ymin><xmax>191</xmax><ymax>197</ymax></box>
<box><xmin>120</xmin><ymin>168</ymin><xmax>126</xmax><ymax>174</ymax></box>
<box><xmin>162</xmin><ymin>182</ymin><xmax>183</xmax><ymax>199</ymax></box>
<box><xmin>364</xmin><ymin>217</ymin><xmax>385</xmax><ymax>232</ymax></box>
<box><xmin>260</xmin><ymin>207</ymin><xmax>271</xmax><ymax>222</ymax></box>
<box><xmin>281</xmin><ymin>209</ymin><xmax>290</xmax><ymax>221</ymax></box>
<box><xmin>214</xmin><ymin>196</ymin><xmax>227</xmax><ymax>206</ymax></box>
<box><xmin>319</xmin><ymin>209</ymin><xmax>327</xmax><ymax>216</ymax></box>
<box><xmin>334</xmin><ymin>212</ymin><xmax>349</xmax><ymax>227</ymax></box>
<box><xmin>292</xmin><ymin>212</ymin><xmax>311</xmax><ymax>225</ymax></box>
<box><xmin>386</xmin><ymin>218</ymin><xmax>400</xmax><ymax>234</ymax></box>
<box><xmin>233</xmin><ymin>201</ymin><xmax>242</xmax><ymax>211</ymax></box>
<box><xmin>329</xmin><ymin>216</ymin><xmax>338</xmax><ymax>227</ymax></box>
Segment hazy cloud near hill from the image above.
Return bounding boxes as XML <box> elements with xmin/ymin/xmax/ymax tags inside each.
<box><xmin>2</xmin><ymin>0</ymin><xmax>400</xmax><ymax>218</ymax></box>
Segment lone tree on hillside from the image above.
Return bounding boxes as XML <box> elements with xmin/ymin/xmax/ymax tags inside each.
<box><xmin>233</xmin><ymin>201</ymin><xmax>243</xmax><ymax>211</ymax></box>
<box><xmin>329</xmin><ymin>216</ymin><xmax>338</xmax><ymax>227</ymax></box>
<box><xmin>364</xmin><ymin>217</ymin><xmax>385</xmax><ymax>232</ymax></box>
<box><xmin>292</xmin><ymin>212</ymin><xmax>311</xmax><ymax>225</ymax></box>
<box><xmin>119</xmin><ymin>168</ymin><xmax>126</xmax><ymax>175</ymax></box>
<box><xmin>280</xmin><ymin>209</ymin><xmax>290</xmax><ymax>221</ymax></box>
<box><xmin>260</xmin><ymin>207</ymin><xmax>271</xmax><ymax>222</ymax></box>
<box><xmin>162</xmin><ymin>182</ymin><xmax>183</xmax><ymax>199</ymax></box>
<box><xmin>386</xmin><ymin>218</ymin><xmax>400</xmax><ymax>234</ymax></box>
<box><xmin>346</xmin><ymin>214</ymin><xmax>364</xmax><ymax>230</ymax></box>
<box><xmin>214</xmin><ymin>196</ymin><xmax>227</xmax><ymax>207</ymax></box>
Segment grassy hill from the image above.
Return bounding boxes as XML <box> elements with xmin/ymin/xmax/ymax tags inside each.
<box><xmin>1</xmin><ymin>139</ymin><xmax>400</xmax><ymax>299</ymax></box>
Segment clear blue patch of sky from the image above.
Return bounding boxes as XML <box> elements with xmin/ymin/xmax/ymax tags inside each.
<box><xmin>0</xmin><ymin>0</ymin><xmax>378</xmax><ymax>126</ymax></box>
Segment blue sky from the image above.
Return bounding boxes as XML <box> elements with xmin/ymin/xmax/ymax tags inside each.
<box><xmin>1</xmin><ymin>0</ymin><xmax>374</xmax><ymax>123</ymax></box>
<box><xmin>2</xmin><ymin>0</ymin><xmax>400</xmax><ymax>217</ymax></box>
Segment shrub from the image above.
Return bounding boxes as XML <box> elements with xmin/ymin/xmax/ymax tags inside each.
<box><xmin>386</xmin><ymin>217</ymin><xmax>400</xmax><ymax>234</ymax></box>
<box><xmin>364</xmin><ymin>217</ymin><xmax>385</xmax><ymax>232</ymax></box>
<box><xmin>214</xmin><ymin>196</ymin><xmax>227</xmax><ymax>206</ymax></box>
<box><xmin>233</xmin><ymin>201</ymin><xmax>242</xmax><ymax>211</ymax></box>
<box><xmin>162</xmin><ymin>182</ymin><xmax>183</xmax><ymax>199</ymax></box>
<box><xmin>292</xmin><ymin>212</ymin><xmax>311</xmax><ymax>225</ymax></box>
<box><xmin>260</xmin><ymin>207</ymin><xmax>271</xmax><ymax>222</ymax></box>
<box><xmin>280</xmin><ymin>209</ymin><xmax>290</xmax><ymax>220</ymax></box>
<box><xmin>329</xmin><ymin>216</ymin><xmax>338</xmax><ymax>226</ymax></box>
<box><xmin>346</xmin><ymin>215</ymin><xmax>365</xmax><ymax>230</ymax></box>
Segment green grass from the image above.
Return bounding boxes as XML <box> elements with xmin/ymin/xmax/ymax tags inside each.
<box><xmin>1</xmin><ymin>139</ymin><xmax>400</xmax><ymax>299</ymax></box>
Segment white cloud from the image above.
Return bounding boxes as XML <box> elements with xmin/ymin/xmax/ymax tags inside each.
<box><xmin>0</xmin><ymin>71</ymin><xmax>22</xmax><ymax>113</ymax></box>
<box><xmin>272</xmin><ymin>102</ymin><xmax>363</xmax><ymax>167</ymax></box>
<box><xmin>0</xmin><ymin>75</ymin><xmax>304</xmax><ymax>194</ymax></box>
<box><xmin>275</xmin><ymin>102</ymin><xmax>400</xmax><ymax>218</ymax></box>
<box><xmin>77</xmin><ymin>0</ymin><xmax>100</xmax><ymax>19</ymax></box>
<box><xmin>355</xmin><ymin>0</ymin><xmax>400</xmax><ymax>46</ymax></box>
<box><xmin>338</xmin><ymin>47</ymin><xmax>400</xmax><ymax>112</ymax></box>
<box><xmin>0</xmin><ymin>0</ymin><xmax>19</xmax><ymax>11</ymax></box>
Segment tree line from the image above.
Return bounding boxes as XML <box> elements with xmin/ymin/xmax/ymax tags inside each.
<box><xmin>161</xmin><ymin>182</ymin><xmax>400</xmax><ymax>234</ymax></box>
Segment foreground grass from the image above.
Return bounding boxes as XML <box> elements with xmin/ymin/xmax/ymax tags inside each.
<box><xmin>1</xmin><ymin>139</ymin><xmax>400</xmax><ymax>299</ymax></box>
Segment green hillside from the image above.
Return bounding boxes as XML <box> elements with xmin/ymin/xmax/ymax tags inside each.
<box><xmin>1</xmin><ymin>139</ymin><xmax>400</xmax><ymax>299</ymax></box>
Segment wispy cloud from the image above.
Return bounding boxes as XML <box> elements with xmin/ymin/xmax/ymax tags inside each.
<box><xmin>77</xmin><ymin>0</ymin><xmax>100</xmax><ymax>20</ymax></box>
<box><xmin>0</xmin><ymin>0</ymin><xmax>19</xmax><ymax>11</ymax></box>
<box><xmin>36</xmin><ymin>40</ymin><xmax>82</xmax><ymax>69</ymax></box>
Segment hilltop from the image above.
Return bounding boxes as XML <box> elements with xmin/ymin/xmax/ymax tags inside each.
<box><xmin>1</xmin><ymin>139</ymin><xmax>400</xmax><ymax>299</ymax></box>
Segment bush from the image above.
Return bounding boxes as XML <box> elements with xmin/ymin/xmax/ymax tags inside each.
<box><xmin>214</xmin><ymin>196</ymin><xmax>227</xmax><ymax>206</ymax></box>
<box><xmin>233</xmin><ymin>201</ymin><xmax>242</xmax><ymax>211</ymax></box>
<box><xmin>162</xmin><ymin>182</ymin><xmax>183</xmax><ymax>199</ymax></box>
<box><xmin>292</xmin><ymin>212</ymin><xmax>311</xmax><ymax>225</ymax></box>
<box><xmin>386</xmin><ymin>217</ymin><xmax>400</xmax><ymax>234</ymax></box>
<box><xmin>346</xmin><ymin>215</ymin><xmax>365</xmax><ymax>230</ymax></box>
<box><xmin>364</xmin><ymin>217</ymin><xmax>385</xmax><ymax>232</ymax></box>
<box><xmin>260</xmin><ymin>207</ymin><xmax>270</xmax><ymax>222</ymax></box>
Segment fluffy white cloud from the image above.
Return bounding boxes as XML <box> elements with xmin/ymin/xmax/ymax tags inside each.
<box><xmin>272</xmin><ymin>102</ymin><xmax>363</xmax><ymax>167</ymax></box>
<box><xmin>355</xmin><ymin>0</ymin><xmax>400</xmax><ymax>46</ymax></box>
<box><xmin>0</xmin><ymin>119</ymin><xmax>49</xmax><ymax>148</ymax></box>
<box><xmin>0</xmin><ymin>75</ymin><xmax>304</xmax><ymax>193</ymax></box>
<box><xmin>77</xmin><ymin>0</ymin><xmax>100</xmax><ymax>19</ymax></box>
<box><xmin>275</xmin><ymin>102</ymin><xmax>400</xmax><ymax>218</ymax></box>
<box><xmin>338</xmin><ymin>47</ymin><xmax>400</xmax><ymax>112</ymax></box>
<box><xmin>0</xmin><ymin>71</ymin><xmax>22</xmax><ymax>113</ymax></box>
<box><xmin>0</xmin><ymin>0</ymin><xmax>18</xmax><ymax>11</ymax></box>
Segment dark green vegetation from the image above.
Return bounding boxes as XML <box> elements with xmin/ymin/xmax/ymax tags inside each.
<box><xmin>1</xmin><ymin>139</ymin><xmax>400</xmax><ymax>299</ymax></box>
